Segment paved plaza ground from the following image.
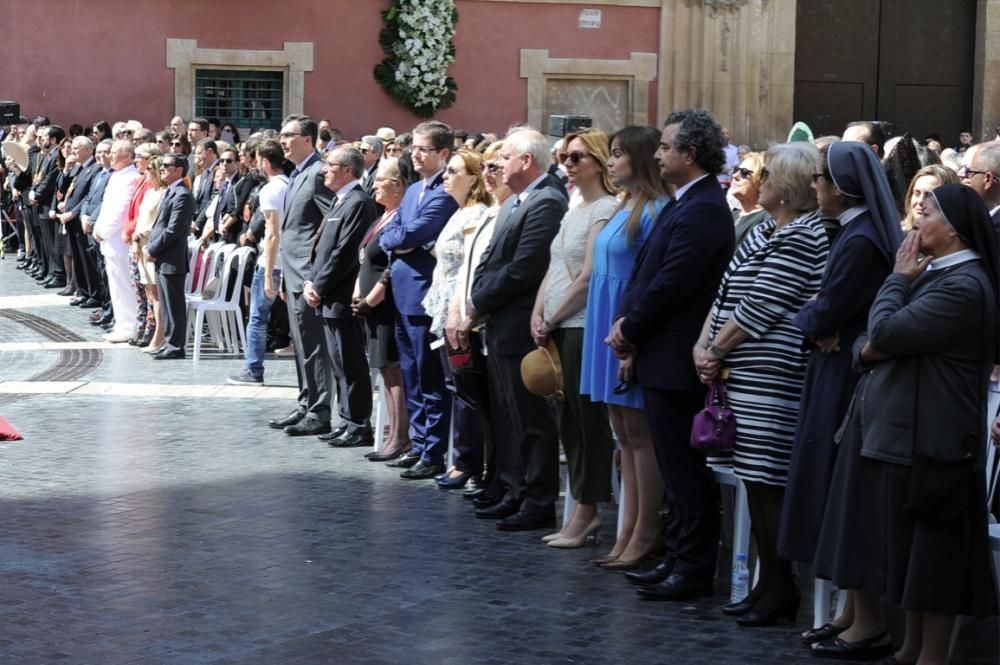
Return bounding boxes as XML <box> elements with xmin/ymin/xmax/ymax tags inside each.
<box><xmin>0</xmin><ymin>259</ymin><xmax>997</xmax><ymax>665</ymax></box>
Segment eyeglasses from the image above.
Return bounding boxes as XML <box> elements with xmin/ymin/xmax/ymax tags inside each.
<box><xmin>731</xmin><ymin>167</ymin><xmax>753</xmax><ymax>180</ymax></box>
<box><xmin>323</xmin><ymin>162</ymin><xmax>347</xmax><ymax>169</ymax></box>
<box><xmin>445</xmin><ymin>166</ymin><xmax>468</xmax><ymax>176</ymax></box>
<box><xmin>219</xmin><ymin>158</ymin><xmax>235</xmax><ymax>164</ymax></box>
<box><xmin>373</xmin><ymin>176</ymin><xmax>400</xmax><ymax>184</ymax></box>
<box><xmin>482</xmin><ymin>162</ymin><xmax>502</xmax><ymax>174</ymax></box>
<box><xmin>359</xmin><ymin>147</ymin><xmax>371</xmax><ymax>154</ymax></box>
<box><xmin>170</xmin><ymin>141</ymin><xmax>183</xmax><ymax>147</ymax></box>
<box><xmin>561</xmin><ymin>151</ymin><xmax>590</xmax><ymax>164</ymax></box>
<box><xmin>159</xmin><ymin>163</ymin><xmax>180</xmax><ymax>170</ymax></box>
<box><xmin>279</xmin><ymin>131</ymin><xmax>306</xmax><ymax>140</ymax></box>
<box><xmin>412</xmin><ymin>145</ymin><xmax>441</xmax><ymax>155</ymax></box>
<box><xmin>959</xmin><ymin>166</ymin><xmax>992</xmax><ymax>179</ymax></box>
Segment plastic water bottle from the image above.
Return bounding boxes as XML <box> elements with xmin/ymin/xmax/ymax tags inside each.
<box><xmin>731</xmin><ymin>553</ymin><xmax>750</xmax><ymax>602</ymax></box>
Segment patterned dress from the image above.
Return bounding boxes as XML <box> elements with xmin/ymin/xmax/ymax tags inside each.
<box><xmin>421</xmin><ymin>203</ymin><xmax>488</xmax><ymax>338</ymax></box>
<box><xmin>707</xmin><ymin>212</ymin><xmax>829</xmax><ymax>486</ymax></box>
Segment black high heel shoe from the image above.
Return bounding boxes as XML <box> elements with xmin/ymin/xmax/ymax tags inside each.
<box><xmin>736</xmin><ymin>593</ymin><xmax>800</xmax><ymax>627</ymax></box>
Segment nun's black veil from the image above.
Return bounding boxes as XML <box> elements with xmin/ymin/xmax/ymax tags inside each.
<box><xmin>930</xmin><ymin>183</ymin><xmax>1000</xmax><ymax>361</ymax></box>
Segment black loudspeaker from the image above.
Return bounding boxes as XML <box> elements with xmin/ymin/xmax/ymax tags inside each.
<box><xmin>548</xmin><ymin>115</ymin><xmax>592</xmax><ymax>138</ymax></box>
<box><xmin>0</xmin><ymin>102</ymin><xmax>20</xmax><ymax>124</ymax></box>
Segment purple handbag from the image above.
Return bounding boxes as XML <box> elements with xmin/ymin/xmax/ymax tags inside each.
<box><xmin>690</xmin><ymin>380</ymin><xmax>736</xmax><ymax>452</ymax></box>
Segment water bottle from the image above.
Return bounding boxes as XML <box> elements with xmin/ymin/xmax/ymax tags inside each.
<box><xmin>731</xmin><ymin>553</ymin><xmax>750</xmax><ymax>602</ymax></box>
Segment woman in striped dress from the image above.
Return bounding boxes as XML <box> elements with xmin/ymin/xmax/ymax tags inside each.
<box><xmin>693</xmin><ymin>142</ymin><xmax>829</xmax><ymax>626</ymax></box>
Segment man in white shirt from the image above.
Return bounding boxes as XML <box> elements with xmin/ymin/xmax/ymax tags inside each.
<box><xmin>92</xmin><ymin>140</ymin><xmax>141</xmax><ymax>342</ymax></box>
<box><xmin>228</xmin><ymin>139</ymin><xmax>290</xmax><ymax>385</ymax></box>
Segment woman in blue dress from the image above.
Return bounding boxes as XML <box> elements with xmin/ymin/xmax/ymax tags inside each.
<box><xmin>580</xmin><ymin>126</ymin><xmax>669</xmax><ymax>568</ymax></box>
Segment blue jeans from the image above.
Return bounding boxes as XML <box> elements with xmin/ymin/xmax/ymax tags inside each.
<box><xmin>246</xmin><ymin>264</ymin><xmax>280</xmax><ymax>377</ymax></box>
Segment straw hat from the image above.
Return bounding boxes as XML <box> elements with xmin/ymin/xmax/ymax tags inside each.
<box><xmin>376</xmin><ymin>127</ymin><xmax>396</xmax><ymax>142</ymax></box>
<box><xmin>520</xmin><ymin>339</ymin><xmax>564</xmax><ymax>399</ymax></box>
<box><xmin>1</xmin><ymin>141</ymin><xmax>27</xmax><ymax>172</ymax></box>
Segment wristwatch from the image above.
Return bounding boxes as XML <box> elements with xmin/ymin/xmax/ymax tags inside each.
<box><xmin>709</xmin><ymin>345</ymin><xmax>727</xmax><ymax>360</ymax></box>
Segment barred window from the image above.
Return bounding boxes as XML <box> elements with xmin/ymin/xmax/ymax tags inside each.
<box><xmin>194</xmin><ymin>69</ymin><xmax>284</xmax><ymax>131</ymax></box>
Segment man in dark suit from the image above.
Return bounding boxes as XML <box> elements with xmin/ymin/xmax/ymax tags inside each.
<box><xmin>30</xmin><ymin>125</ymin><xmax>66</xmax><ymax>286</ymax></box>
<box><xmin>468</xmin><ymin>128</ymin><xmax>568</xmax><ymax>530</ymax></box>
<box><xmin>303</xmin><ymin>146</ymin><xmax>377</xmax><ymax>448</ymax></box>
<box><xmin>146</xmin><ymin>153</ymin><xmax>195</xmax><ymax>360</ymax></box>
<box><xmin>268</xmin><ymin>114</ymin><xmax>336</xmax><ymax>437</ymax></box>
<box><xmin>80</xmin><ymin>140</ymin><xmax>114</xmax><ymax>317</ymax></box>
<box><xmin>192</xmin><ymin>138</ymin><xmax>219</xmax><ymax>237</ymax></box>
<box><xmin>379</xmin><ymin>121</ymin><xmax>459</xmax><ymax>480</ymax></box>
<box><xmin>56</xmin><ymin>137</ymin><xmax>103</xmax><ymax>307</ymax></box>
<box><xmin>610</xmin><ymin>109</ymin><xmax>734</xmax><ymax>600</ymax></box>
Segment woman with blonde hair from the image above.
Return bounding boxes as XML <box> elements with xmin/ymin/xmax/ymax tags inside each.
<box><xmin>901</xmin><ymin>164</ymin><xmax>959</xmax><ymax>231</ymax></box>
<box><xmin>530</xmin><ymin>128</ymin><xmax>619</xmax><ymax>549</ymax></box>
<box><xmin>133</xmin><ymin>155</ymin><xmax>167</xmax><ymax>352</ymax></box>
<box><xmin>124</xmin><ymin>142</ymin><xmax>163</xmax><ymax>347</ymax></box>
<box><xmin>729</xmin><ymin>151</ymin><xmax>769</xmax><ymax>246</ymax></box>
<box><xmin>421</xmin><ymin>148</ymin><xmax>492</xmax><ymax>487</ymax></box>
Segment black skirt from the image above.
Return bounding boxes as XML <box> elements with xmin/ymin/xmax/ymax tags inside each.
<box><xmin>814</xmin><ymin>404</ymin><xmax>993</xmax><ymax>616</ymax></box>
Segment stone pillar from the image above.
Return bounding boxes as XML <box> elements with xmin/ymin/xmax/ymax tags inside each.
<box><xmin>974</xmin><ymin>0</ymin><xmax>1000</xmax><ymax>137</ymax></box>
<box><xmin>656</xmin><ymin>0</ymin><xmax>796</xmax><ymax>147</ymax></box>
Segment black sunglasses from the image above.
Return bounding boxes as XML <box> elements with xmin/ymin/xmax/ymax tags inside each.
<box><xmin>482</xmin><ymin>162</ymin><xmax>502</xmax><ymax>174</ymax></box>
<box><xmin>731</xmin><ymin>167</ymin><xmax>753</xmax><ymax>180</ymax></box>
<box><xmin>219</xmin><ymin>158</ymin><xmax>235</xmax><ymax>164</ymax></box>
<box><xmin>560</xmin><ymin>151</ymin><xmax>590</xmax><ymax>164</ymax></box>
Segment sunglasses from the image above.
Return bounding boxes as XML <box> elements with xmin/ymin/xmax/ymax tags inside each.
<box><xmin>560</xmin><ymin>151</ymin><xmax>590</xmax><ymax>164</ymax></box>
<box><xmin>219</xmin><ymin>158</ymin><xmax>236</xmax><ymax>164</ymax></box>
<box><xmin>171</xmin><ymin>142</ymin><xmax>183</xmax><ymax>147</ymax></box>
<box><xmin>482</xmin><ymin>162</ymin><xmax>502</xmax><ymax>174</ymax></box>
<box><xmin>731</xmin><ymin>167</ymin><xmax>753</xmax><ymax>180</ymax></box>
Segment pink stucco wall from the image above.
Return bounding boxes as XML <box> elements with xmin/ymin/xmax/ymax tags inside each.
<box><xmin>0</xmin><ymin>0</ymin><xmax>660</xmax><ymax>137</ymax></box>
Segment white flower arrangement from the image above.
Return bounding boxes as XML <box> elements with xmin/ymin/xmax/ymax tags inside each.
<box><xmin>374</xmin><ymin>0</ymin><xmax>458</xmax><ymax>117</ymax></box>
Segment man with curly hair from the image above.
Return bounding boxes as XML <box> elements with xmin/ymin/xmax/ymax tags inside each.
<box><xmin>610</xmin><ymin>109</ymin><xmax>734</xmax><ymax>601</ymax></box>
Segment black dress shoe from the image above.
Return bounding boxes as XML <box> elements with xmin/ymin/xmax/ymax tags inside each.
<box><xmin>386</xmin><ymin>453</ymin><xmax>421</xmax><ymax>468</ymax></box>
<box><xmin>44</xmin><ymin>279</ymin><xmax>67</xmax><ymax>289</ymax></box>
<box><xmin>284</xmin><ymin>418</ymin><xmax>331</xmax><ymax>437</ymax></box>
<box><xmin>802</xmin><ymin>623</ymin><xmax>848</xmax><ymax>645</ymax></box>
<box><xmin>436</xmin><ymin>471</ymin><xmax>471</xmax><ymax>490</ymax></box>
<box><xmin>635</xmin><ymin>573</ymin><xmax>714</xmax><ymax>601</ymax></box>
<box><xmin>70</xmin><ymin>296</ymin><xmax>87</xmax><ymax>306</ymax></box>
<box><xmin>810</xmin><ymin>632</ymin><xmax>892</xmax><ymax>661</ymax></box>
<box><xmin>624</xmin><ymin>559</ymin><xmax>675</xmax><ymax>586</ymax></box>
<box><xmin>365</xmin><ymin>448</ymin><xmax>408</xmax><ymax>462</ymax></box>
<box><xmin>315</xmin><ymin>423</ymin><xmax>349</xmax><ymax>441</ymax></box>
<box><xmin>152</xmin><ymin>348</ymin><xmax>186</xmax><ymax>360</ymax></box>
<box><xmin>323</xmin><ymin>430</ymin><xmax>375</xmax><ymax>448</ymax></box>
<box><xmin>472</xmin><ymin>492</ymin><xmax>503</xmax><ymax>508</ymax></box>
<box><xmin>474</xmin><ymin>500</ymin><xmax>520</xmax><ymax>520</ymax></box>
<box><xmin>463</xmin><ymin>487</ymin><xmax>487</xmax><ymax>501</ymax></box>
<box><xmin>268</xmin><ymin>410</ymin><xmax>305</xmax><ymax>430</ymax></box>
<box><xmin>736</xmin><ymin>593</ymin><xmax>800</xmax><ymax>627</ymax></box>
<box><xmin>57</xmin><ymin>286</ymin><xmax>75</xmax><ymax>296</ymax></box>
<box><xmin>496</xmin><ymin>507</ymin><xmax>557</xmax><ymax>531</ymax></box>
<box><xmin>79</xmin><ymin>298</ymin><xmax>101</xmax><ymax>309</ymax></box>
<box><xmin>721</xmin><ymin>598</ymin><xmax>757</xmax><ymax>616</ymax></box>
<box><xmin>400</xmin><ymin>460</ymin><xmax>445</xmax><ymax>480</ymax></box>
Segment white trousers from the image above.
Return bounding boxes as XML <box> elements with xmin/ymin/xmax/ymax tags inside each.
<box><xmin>104</xmin><ymin>253</ymin><xmax>137</xmax><ymax>336</ymax></box>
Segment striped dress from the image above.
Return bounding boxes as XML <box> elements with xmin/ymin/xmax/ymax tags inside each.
<box><xmin>707</xmin><ymin>212</ymin><xmax>829</xmax><ymax>486</ymax></box>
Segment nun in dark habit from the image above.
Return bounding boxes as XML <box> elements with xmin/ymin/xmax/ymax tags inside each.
<box><xmin>810</xmin><ymin>183</ymin><xmax>997</xmax><ymax>663</ymax></box>
<box><xmin>777</xmin><ymin>141</ymin><xmax>904</xmax><ymax>640</ymax></box>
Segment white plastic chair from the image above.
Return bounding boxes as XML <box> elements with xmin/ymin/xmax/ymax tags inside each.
<box><xmin>182</xmin><ymin>238</ymin><xmax>202</xmax><ymax>295</ymax></box>
<box><xmin>189</xmin><ymin>246</ymin><xmax>252</xmax><ymax>361</ymax></box>
<box><xmin>184</xmin><ymin>242</ymin><xmax>233</xmax><ymax>350</ymax></box>
<box><xmin>710</xmin><ymin>464</ymin><xmax>753</xmax><ymax>600</ymax></box>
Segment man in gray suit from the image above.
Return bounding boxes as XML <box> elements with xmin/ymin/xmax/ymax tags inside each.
<box><xmin>268</xmin><ymin>114</ymin><xmax>335</xmax><ymax>436</ymax></box>
<box><xmin>960</xmin><ymin>141</ymin><xmax>1000</xmax><ymax>228</ymax></box>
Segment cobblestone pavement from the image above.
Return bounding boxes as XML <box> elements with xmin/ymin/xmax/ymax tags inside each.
<box><xmin>0</xmin><ymin>261</ymin><xmax>996</xmax><ymax>665</ymax></box>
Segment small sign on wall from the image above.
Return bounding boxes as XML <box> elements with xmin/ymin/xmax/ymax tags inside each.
<box><xmin>579</xmin><ymin>9</ymin><xmax>602</xmax><ymax>29</ymax></box>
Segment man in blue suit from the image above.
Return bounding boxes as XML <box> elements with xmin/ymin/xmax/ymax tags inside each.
<box><xmin>379</xmin><ymin>121</ymin><xmax>459</xmax><ymax>480</ymax></box>
<box><xmin>610</xmin><ymin>109</ymin><xmax>734</xmax><ymax>601</ymax></box>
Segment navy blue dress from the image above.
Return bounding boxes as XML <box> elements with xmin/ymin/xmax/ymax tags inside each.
<box><xmin>776</xmin><ymin>210</ymin><xmax>893</xmax><ymax>565</ymax></box>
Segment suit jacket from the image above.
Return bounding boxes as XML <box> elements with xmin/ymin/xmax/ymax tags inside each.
<box><xmin>81</xmin><ymin>168</ymin><xmax>111</xmax><ymax>222</ymax></box>
<box><xmin>64</xmin><ymin>159</ymin><xmax>101</xmax><ymax>221</ymax></box>
<box><xmin>147</xmin><ymin>184</ymin><xmax>195</xmax><ymax>275</ymax></box>
<box><xmin>379</xmin><ymin>171</ymin><xmax>459</xmax><ymax>315</ymax></box>
<box><xmin>31</xmin><ymin>147</ymin><xmax>60</xmax><ymax>208</ymax></box>
<box><xmin>307</xmin><ymin>184</ymin><xmax>378</xmax><ymax>318</ymax></box>
<box><xmin>618</xmin><ymin>174</ymin><xmax>734</xmax><ymax>390</ymax></box>
<box><xmin>471</xmin><ymin>173</ymin><xmax>568</xmax><ymax>355</ymax></box>
<box><xmin>279</xmin><ymin>152</ymin><xmax>335</xmax><ymax>292</ymax></box>
<box><xmin>192</xmin><ymin>160</ymin><xmax>218</xmax><ymax>233</ymax></box>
